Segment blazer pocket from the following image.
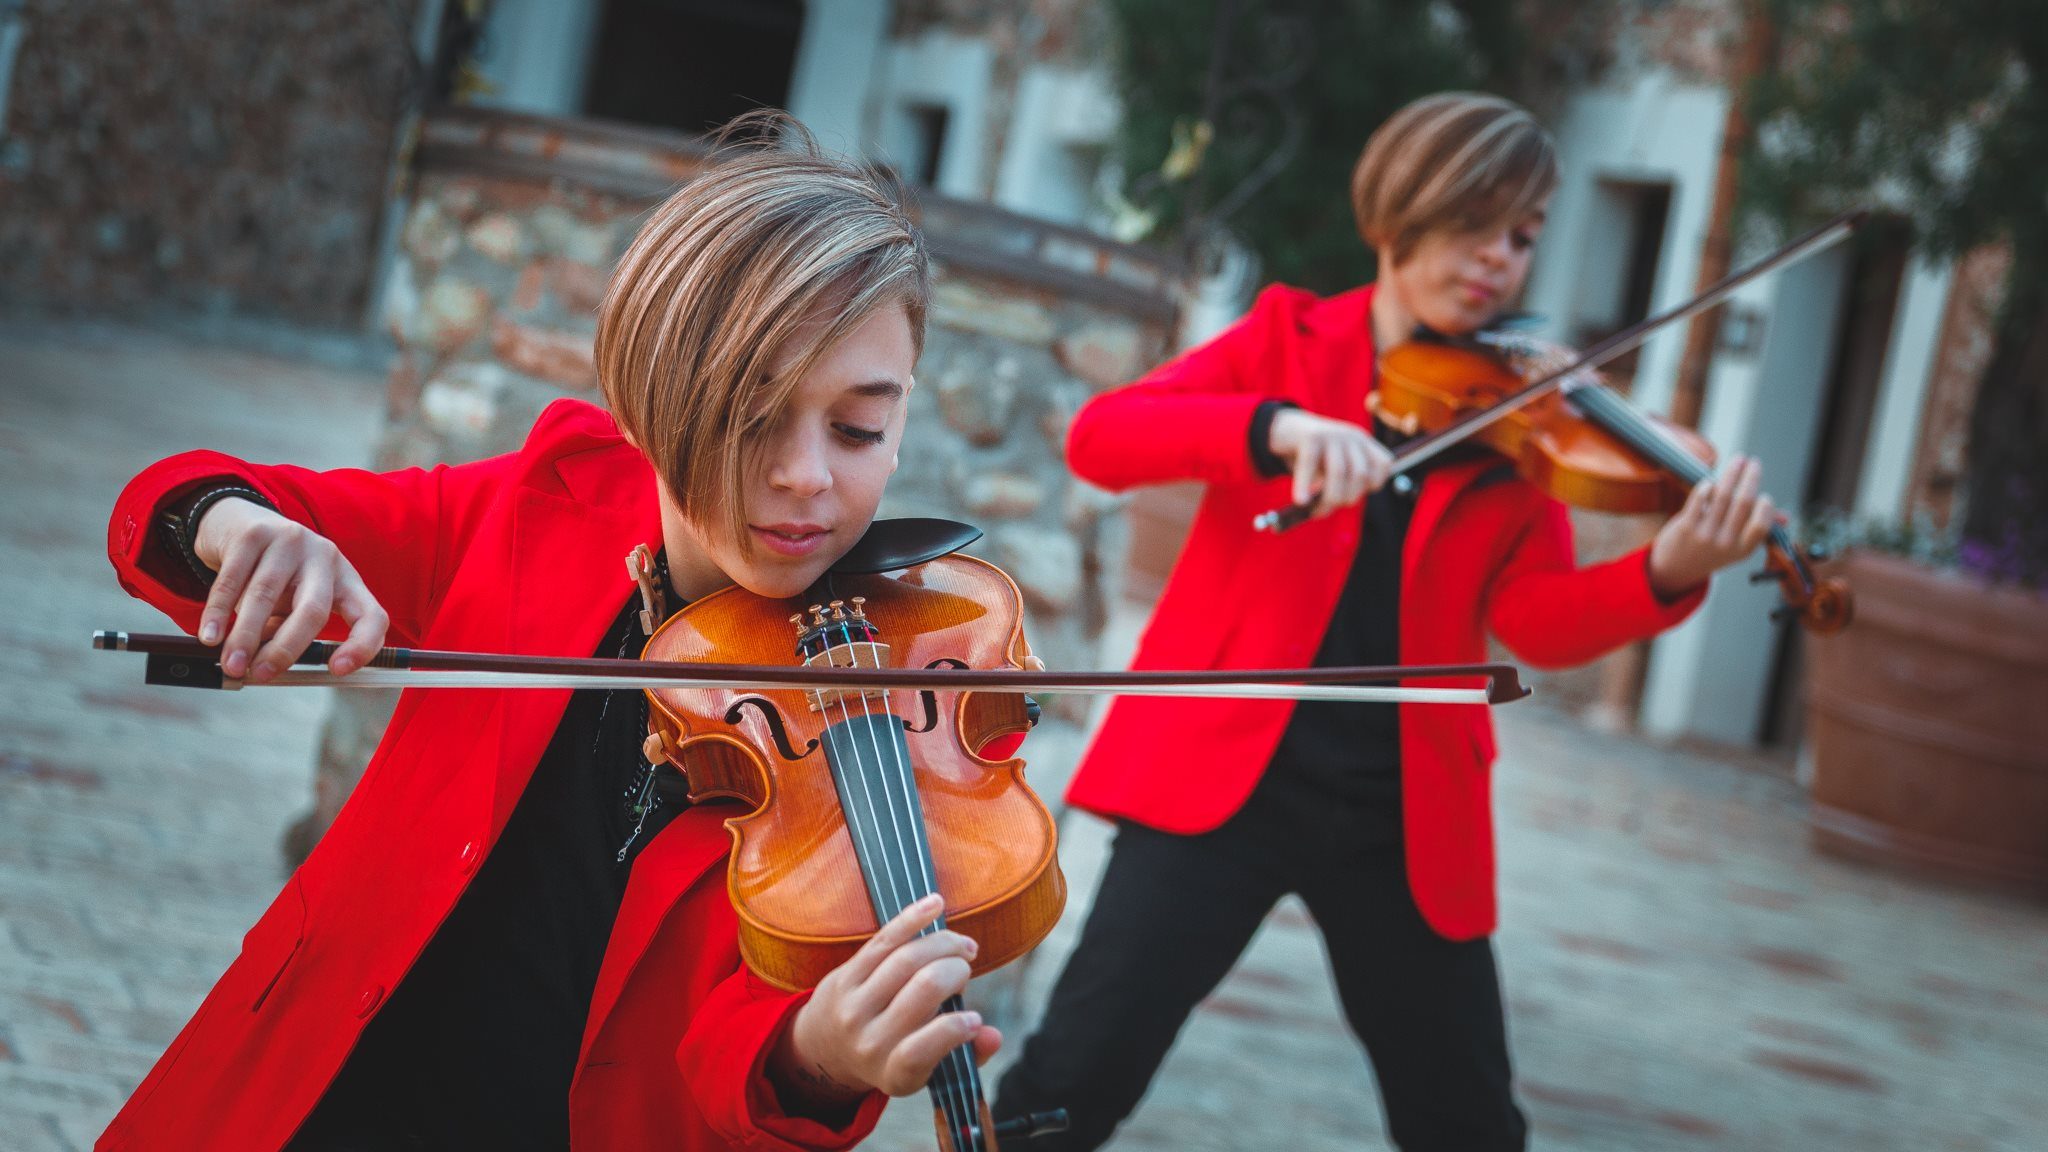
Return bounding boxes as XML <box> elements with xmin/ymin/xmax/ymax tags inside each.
<box><xmin>241</xmin><ymin>873</ymin><xmax>308</xmax><ymax>1012</ymax></box>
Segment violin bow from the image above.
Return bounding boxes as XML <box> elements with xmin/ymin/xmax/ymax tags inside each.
<box><xmin>1254</xmin><ymin>207</ymin><xmax>1867</xmax><ymax>533</ymax></box>
<box><xmin>94</xmin><ymin>631</ymin><xmax>1533</xmax><ymax>706</ymax></box>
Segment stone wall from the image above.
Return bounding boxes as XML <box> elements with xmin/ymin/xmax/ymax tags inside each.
<box><xmin>293</xmin><ymin>107</ymin><xmax>1179</xmax><ymax>854</ymax></box>
<box><xmin>0</xmin><ymin>0</ymin><xmax>419</xmax><ymax>324</ymax></box>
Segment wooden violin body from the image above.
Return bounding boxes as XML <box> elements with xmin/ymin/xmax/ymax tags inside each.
<box><xmin>1377</xmin><ymin>341</ymin><xmax>1717</xmax><ymax>516</ymax></box>
<box><xmin>1373</xmin><ymin>337</ymin><xmax>1850</xmax><ymax>634</ymax></box>
<box><xmin>639</xmin><ymin>553</ymin><xmax>1066</xmax><ymax>992</ymax></box>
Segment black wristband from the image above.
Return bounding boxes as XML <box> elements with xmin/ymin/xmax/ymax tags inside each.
<box><xmin>1249</xmin><ymin>399</ymin><xmax>1299</xmax><ymax>479</ymax></box>
<box><xmin>162</xmin><ymin>484</ymin><xmax>278</xmax><ymax>588</ymax></box>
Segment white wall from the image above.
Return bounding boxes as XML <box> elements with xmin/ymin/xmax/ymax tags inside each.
<box><xmin>470</xmin><ymin>0</ymin><xmax>604</xmax><ymax>118</ymax></box>
<box><xmin>1855</xmin><ymin>255</ymin><xmax>1956</xmax><ymax>523</ymax></box>
<box><xmin>787</xmin><ymin>0</ymin><xmax>892</xmax><ymax>156</ymax></box>
<box><xmin>871</xmin><ymin>31</ymin><xmax>995</xmax><ymax>198</ymax></box>
<box><xmin>1640</xmin><ymin>245</ymin><xmax>1852</xmax><ymax>740</ymax></box>
<box><xmin>992</xmin><ymin>65</ymin><xmax>1118</xmax><ymax>227</ymax></box>
<box><xmin>1523</xmin><ymin>73</ymin><xmax>1730</xmax><ymax>419</ymax></box>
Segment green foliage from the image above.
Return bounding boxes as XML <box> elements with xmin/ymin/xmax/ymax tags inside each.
<box><xmin>1101</xmin><ymin>0</ymin><xmax>1588</xmax><ymax>292</ymax></box>
<box><xmin>1804</xmin><ymin>507</ymin><xmax>1958</xmax><ymax>571</ymax></box>
<box><xmin>1744</xmin><ymin>0</ymin><xmax>2048</xmax><ymax>585</ymax></box>
<box><xmin>1743</xmin><ymin>0</ymin><xmax>2048</xmax><ymax>257</ymax></box>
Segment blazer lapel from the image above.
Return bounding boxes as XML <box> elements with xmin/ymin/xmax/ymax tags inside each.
<box><xmin>577</xmin><ymin>807</ymin><xmax>733</xmax><ymax>1065</ymax></box>
<box><xmin>1402</xmin><ymin>456</ymin><xmax>1495</xmax><ymax>589</ymax></box>
<box><xmin>493</xmin><ymin>445</ymin><xmax>664</xmax><ymax>827</ymax></box>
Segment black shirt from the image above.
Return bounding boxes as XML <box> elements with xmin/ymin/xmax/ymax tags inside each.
<box><xmin>290</xmin><ymin>590</ymin><xmax>686</xmax><ymax>1151</ymax></box>
<box><xmin>1238</xmin><ymin>401</ymin><xmax>1487</xmax><ymax>858</ymax></box>
<box><xmin>1253</xmin><ymin>452</ymin><xmax>1416</xmax><ymax>847</ymax></box>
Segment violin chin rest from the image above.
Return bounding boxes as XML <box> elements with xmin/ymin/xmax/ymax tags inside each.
<box><xmin>830</xmin><ymin>517</ymin><xmax>984</xmax><ymax>575</ymax></box>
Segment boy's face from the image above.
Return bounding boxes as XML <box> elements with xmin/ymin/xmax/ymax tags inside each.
<box><xmin>666</xmin><ymin>305</ymin><xmax>916</xmax><ymax>601</ymax></box>
<box><xmin>1383</xmin><ymin>196</ymin><xmax>1548</xmax><ymax>338</ymax></box>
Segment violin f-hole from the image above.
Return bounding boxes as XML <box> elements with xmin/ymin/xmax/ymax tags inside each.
<box><xmin>905</xmin><ymin>659</ymin><xmax>969</xmax><ymax>733</ymax></box>
<box><xmin>725</xmin><ymin>697</ymin><xmax>818</xmax><ymax>762</ymax></box>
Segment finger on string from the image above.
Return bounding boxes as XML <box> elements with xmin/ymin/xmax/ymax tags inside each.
<box><xmin>885</xmin><ymin>1010</ymin><xmax>985</xmax><ymax>1094</ymax></box>
<box><xmin>1674</xmin><ymin>474</ymin><xmax>1713</xmax><ymax>532</ymax></box>
<box><xmin>1718</xmin><ymin>456</ymin><xmax>1762</xmax><ymax>545</ymax></box>
<box><xmin>970</xmin><ymin>1025</ymin><xmax>1002</xmax><ymax>1066</ymax></box>
<box><xmin>253</xmin><ymin>568</ymin><xmax>333</xmax><ymax>683</ymax></box>
<box><xmin>854</xmin><ymin>931</ymin><xmax>975</xmax><ymax>1021</ymax></box>
<box><xmin>200</xmin><ymin>540</ymin><xmax>261</xmax><ymax>649</ymax></box>
<box><xmin>1695</xmin><ymin>465</ymin><xmax>1732</xmax><ymax>534</ymax></box>
<box><xmin>838</xmin><ymin>894</ymin><xmax>944</xmax><ymax>988</ymax></box>
<box><xmin>873</xmin><ymin>954</ymin><xmax>973</xmax><ymax>1041</ymax></box>
<box><xmin>1740</xmin><ymin>495</ymin><xmax>1776</xmax><ymax>553</ymax></box>
<box><xmin>223</xmin><ymin>547</ymin><xmax>298</xmax><ymax>679</ymax></box>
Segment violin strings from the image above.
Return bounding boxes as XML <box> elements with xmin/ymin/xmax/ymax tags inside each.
<box><xmin>823</xmin><ymin>612</ymin><xmax>980</xmax><ymax>1148</ymax></box>
<box><xmin>844</xmin><ymin>614</ymin><xmax>985</xmax><ymax>1150</ymax></box>
<box><xmin>860</xmin><ymin>640</ymin><xmax>986</xmax><ymax>1152</ymax></box>
<box><xmin>823</xmin><ymin>651</ymin><xmax>973</xmax><ymax>1146</ymax></box>
<box><xmin>857</xmin><ymin>625</ymin><xmax>989</xmax><ymax>1150</ymax></box>
<box><xmin>818</xmin><ymin>639</ymin><xmax>956</xmax><ymax>1141</ymax></box>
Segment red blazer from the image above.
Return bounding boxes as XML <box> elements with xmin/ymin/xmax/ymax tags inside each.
<box><xmin>1064</xmin><ymin>284</ymin><xmax>1704</xmax><ymax>941</ymax></box>
<box><xmin>99</xmin><ymin>399</ymin><xmax>887</xmax><ymax>1152</ymax></box>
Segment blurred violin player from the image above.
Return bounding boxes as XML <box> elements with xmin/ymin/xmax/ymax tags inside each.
<box><xmin>96</xmin><ymin>115</ymin><xmax>1010</xmax><ymax>1152</ymax></box>
<box><xmin>997</xmin><ymin>91</ymin><xmax>1778</xmax><ymax>1151</ymax></box>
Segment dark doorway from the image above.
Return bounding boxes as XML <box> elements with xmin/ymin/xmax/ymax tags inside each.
<box><xmin>584</xmin><ymin>0</ymin><xmax>806</xmax><ymax>136</ymax></box>
<box><xmin>1761</xmin><ymin>218</ymin><xmax>1912</xmax><ymax>747</ymax></box>
<box><xmin>1568</xmin><ymin>179</ymin><xmax>1672</xmax><ymax>389</ymax></box>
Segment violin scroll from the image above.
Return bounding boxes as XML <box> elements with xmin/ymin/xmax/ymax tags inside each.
<box><xmin>1762</xmin><ymin>543</ymin><xmax>1855</xmax><ymax>634</ymax></box>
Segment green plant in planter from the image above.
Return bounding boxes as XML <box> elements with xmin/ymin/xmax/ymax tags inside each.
<box><xmin>1803</xmin><ymin>508</ymin><xmax>1959</xmax><ymax>574</ymax></box>
<box><xmin>1745</xmin><ymin>0</ymin><xmax>2048</xmax><ymax>590</ymax></box>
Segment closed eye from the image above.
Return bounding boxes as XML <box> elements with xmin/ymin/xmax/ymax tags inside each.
<box><xmin>836</xmin><ymin>424</ymin><xmax>886</xmax><ymax>446</ymax></box>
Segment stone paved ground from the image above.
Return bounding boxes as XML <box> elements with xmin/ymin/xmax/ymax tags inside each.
<box><xmin>5</xmin><ymin>321</ymin><xmax>2048</xmax><ymax>1151</ymax></box>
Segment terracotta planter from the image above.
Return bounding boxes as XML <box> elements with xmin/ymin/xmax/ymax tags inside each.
<box><xmin>1806</xmin><ymin>548</ymin><xmax>2048</xmax><ymax>887</ymax></box>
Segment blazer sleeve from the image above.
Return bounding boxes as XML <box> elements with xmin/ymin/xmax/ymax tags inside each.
<box><xmin>1484</xmin><ymin>500</ymin><xmax>1706</xmax><ymax>669</ymax></box>
<box><xmin>677</xmin><ymin>970</ymin><xmax>887</xmax><ymax>1152</ymax></box>
<box><xmin>1064</xmin><ymin>285</ymin><xmax>1304</xmax><ymax>492</ymax></box>
<box><xmin>106</xmin><ymin>448</ymin><xmax>519</xmax><ymax>647</ymax></box>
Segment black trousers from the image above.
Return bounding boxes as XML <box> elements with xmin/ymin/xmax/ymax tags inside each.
<box><xmin>995</xmin><ymin>784</ymin><xmax>1527</xmax><ymax>1151</ymax></box>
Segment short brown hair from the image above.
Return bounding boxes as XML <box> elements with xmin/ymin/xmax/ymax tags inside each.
<box><xmin>1351</xmin><ymin>92</ymin><xmax>1558</xmax><ymax>263</ymax></box>
<box><xmin>596</xmin><ymin>111</ymin><xmax>930</xmax><ymax>541</ymax></box>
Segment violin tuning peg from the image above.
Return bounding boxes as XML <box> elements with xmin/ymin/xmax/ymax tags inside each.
<box><xmin>849</xmin><ymin>596</ymin><xmax>867</xmax><ymax>618</ymax></box>
<box><xmin>828</xmin><ymin>599</ymin><xmax>846</xmax><ymax>620</ymax></box>
<box><xmin>807</xmin><ymin>604</ymin><xmax>826</xmax><ymax>626</ymax></box>
<box><xmin>788</xmin><ymin>612</ymin><xmax>806</xmax><ymax>632</ymax></box>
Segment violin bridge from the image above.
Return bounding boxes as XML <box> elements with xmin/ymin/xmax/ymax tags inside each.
<box><xmin>803</xmin><ymin>644</ymin><xmax>894</xmax><ymax>713</ymax></box>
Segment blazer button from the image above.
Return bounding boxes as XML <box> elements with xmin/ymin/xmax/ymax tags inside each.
<box><xmin>458</xmin><ymin>840</ymin><xmax>481</xmax><ymax>874</ymax></box>
<box><xmin>355</xmin><ymin>984</ymin><xmax>385</xmax><ymax>1018</ymax></box>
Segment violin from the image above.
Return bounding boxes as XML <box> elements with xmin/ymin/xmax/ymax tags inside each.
<box><xmin>641</xmin><ymin>551</ymin><xmax>1060</xmax><ymax>1152</ymax></box>
<box><xmin>1253</xmin><ymin>210</ymin><xmax>1863</xmax><ymax>635</ymax></box>
<box><xmin>92</xmin><ymin>521</ymin><xmax>1537</xmax><ymax>1150</ymax></box>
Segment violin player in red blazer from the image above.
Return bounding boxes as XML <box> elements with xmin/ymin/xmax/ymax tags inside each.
<box><xmin>995</xmin><ymin>92</ymin><xmax>1782</xmax><ymax>1151</ymax></box>
<box><xmin>96</xmin><ymin>119</ymin><xmax>1011</xmax><ymax>1152</ymax></box>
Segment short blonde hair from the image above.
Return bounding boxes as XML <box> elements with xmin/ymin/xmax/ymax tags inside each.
<box><xmin>596</xmin><ymin>112</ymin><xmax>930</xmax><ymax>540</ymax></box>
<box><xmin>1351</xmin><ymin>92</ymin><xmax>1558</xmax><ymax>263</ymax></box>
